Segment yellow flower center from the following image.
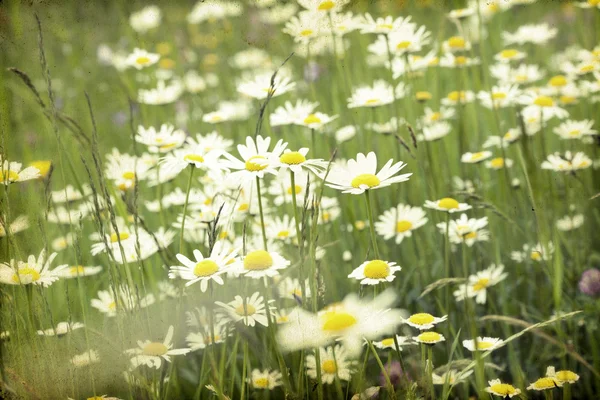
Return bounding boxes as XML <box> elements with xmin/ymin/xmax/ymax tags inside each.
<box><xmin>136</xmin><ymin>56</ymin><xmax>151</xmax><ymax>65</ymax></box>
<box><xmin>377</xmin><ymin>24</ymin><xmax>393</xmax><ymax>31</ymax></box>
<box><xmin>549</xmin><ymin>75</ymin><xmax>567</xmax><ymax>87</ymax></box>
<box><xmin>381</xmin><ymin>338</ymin><xmax>396</xmax><ymax>347</ymax></box>
<box><xmin>490</xmin><ymin>158</ymin><xmax>505</xmax><ymax>168</ymax></box>
<box><xmin>363</xmin><ymin>260</ymin><xmax>390</xmax><ymax>279</ymax></box>
<box><xmin>245</xmin><ymin>155</ymin><xmax>268</xmax><ymax>171</ymax></box>
<box><xmin>532</xmin><ymin>377</ymin><xmax>558</xmax><ymax>390</ymax></box>
<box><xmin>322</xmin><ymin>360</ymin><xmax>337</xmax><ymax>374</ymax></box>
<box><xmin>530</xmin><ymin>251</ymin><xmax>542</xmax><ymax>261</ymax></box>
<box><xmin>300</xmin><ymin>29</ymin><xmax>314</xmax><ymax>37</ymax></box>
<box><xmin>515</xmin><ymin>74</ymin><xmax>528</xmax><ymax>82</ymax></box>
<box><xmin>448</xmin><ymin>36</ymin><xmax>466</xmax><ymax>49</ymax></box>
<box><xmin>156</xmin><ymin>42</ymin><xmax>171</xmax><ymax>55</ymax></box>
<box><xmin>396</xmin><ymin>41</ymin><xmax>412</xmax><ymax>49</ymax></box>
<box><xmin>409</xmin><ymin>313</ymin><xmax>435</xmax><ymax>326</ymax></box>
<box><xmin>235</xmin><ymin>303</ymin><xmax>256</xmax><ymax>316</ymax></box>
<box><xmin>492</xmin><ymin>92</ymin><xmax>507</xmax><ymax>100</ymax></box>
<box><xmin>321</xmin><ymin>311</ymin><xmax>357</xmax><ymax>331</ymax></box>
<box><xmin>193</xmin><ymin>260</ymin><xmax>219</xmax><ymax>277</ymax></box>
<box><xmin>287</xmin><ymin>185</ymin><xmax>302</xmax><ymax>195</ymax></box>
<box><xmin>416</xmin><ymin>91</ymin><xmax>432</xmax><ymax>101</ymax></box>
<box><xmin>254</xmin><ymin>377</ymin><xmax>269</xmax><ymax>388</ymax></box>
<box><xmin>579</xmin><ymin>64</ymin><xmax>594</xmax><ymax>73</ymax></box>
<box><xmin>418</xmin><ymin>331</ymin><xmax>442</xmax><ymax>343</ymax></box>
<box><xmin>490</xmin><ymin>383</ymin><xmax>518</xmax><ymax>395</ymax></box>
<box><xmin>70</xmin><ymin>266</ymin><xmax>86</xmax><ymax>275</ymax></box>
<box><xmin>470</xmin><ymin>152</ymin><xmax>487</xmax><ymax>161</ymax></box>
<box><xmin>472</xmin><ymin>278</ymin><xmax>490</xmax><ymax>291</ymax></box>
<box><xmin>447</xmin><ymin>91</ymin><xmax>465</xmax><ymax>102</ymax></box>
<box><xmin>184</xmin><ymin>154</ymin><xmax>205</xmax><ymax>163</ymax></box>
<box><xmin>303</xmin><ymin>114</ymin><xmax>322</xmax><ymax>124</ymax></box>
<box><xmin>476</xmin><ymin>341</ymin><xmax>494</xmax><ymax>349</ymax></box>
<box><xmin>280</xmin><ymin>152</ymin><xmax>306</xmax><ymax>165</ymax></box>
<box><xmin>107</xmin><ymin>301</ymin><xmax>116</xmax><ymax>310</ymax></box>
<box><xmin>12</xmin><ymin>267</ymin><xmax>41</xmax><ymax>283</ymax></box>
<box><xmin>277</xmin><ymin>230</ymin><xmax>290</xmax><ymax>238</ymax></box>
<box><xmin>2</xmin><ymin>170</ymin><xmax>19</xmax><ymax>183</ymax></box>
<box><xmin>243</xmin><ymin>250</ymin><xmax>273</xmax><ymax>270</ymax></box>
<box><xmin>110</xmin><ymin>232</ymin><xmax>130</xmax><ymax>243</ymax></box>
<box><xmin>500</xmin><ymin>49</ymin><xmax>520</xmax><ymax>59</ymax></box>
<box><xmin>122</xmin><ymin>171</ymin><xmax>136</xmax><ymax>180</ymax></box>
<box><xmin>142</xmin><ymin>342</ymin><xmax>168</xmax><ymax>356</ymax></box>
<box><xmin>463</xmin><ymin>231</ymin><xmax>477</xmax><ymax>240</ymax></box>
<box><xmin>365</xmin><ymin>98</ymin><xmax>380</xmax><ymax>105</ymax></box>
<box><xmin>159</xmin><ymin>143</ymin><xmax>177</xmax><ymax>151</ymax></box>
<box><xmin>438</xmin><ymin>197</ymin><xmax>459</xmax><ymax>210</ymax></box>
<box><xmin>429</xmin><ymin>112</ymin><xmax>441</xmax><ymax>121</ymax></box>
<box><xmin>396</xmin><ymin>220</ymin><xmax>413</xmax><ymax>233</ymax></box>
<box><xmin>318</xmin><ymin>0</ymin><xmax>334</xmax><ymax>10</ymax></box>
<box><xmin>555</xmin><ymin>370</ymin><xmax>578</xmax><ymax>382</ymax></box>
<box><xmin>159</xmin><ymin>58</ymin><xmax>175</xmax><ymax>70</ymax></box>
<box><xmin>534</xmin><ymin>96</ymin><xmax>554</xmax><ymax>107</ymax></box>
<box><xmin>210</xmin><ymin>115</ymin><xmax>223</xmax><ymax>122</ymax></box>
<box><xmin>29</xmin><ymin>160</ymin><xmax>52</xmax><ymax>177</ymax></box>
<box><xmin>569</xmin><ymin>131</ymin><xmax>582</xmax><ymax>138</ymax></box>
<box><xmin>350</xmin><ymin>174</ymin><xmax>380</xmax><ymax>189</ymax></box>
<box><xmin>454</xmin><ymin>56</ymin><xmax>468</xmax><ymax>65</ymax></box>
<box><xmin>238</xmin><ymin>203</ymin><xmax>249</xmax><ymax>211</ymax></box>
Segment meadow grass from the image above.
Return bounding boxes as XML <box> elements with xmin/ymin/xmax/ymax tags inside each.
<box><xmin>1</xmin><ymin>0</ymin><xmax>600</xmax><ymax>399</ymax></box>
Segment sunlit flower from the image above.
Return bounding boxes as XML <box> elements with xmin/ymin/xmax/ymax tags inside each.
<box><xmin>71</xmin><ymin>350</ymin><xmax>100</xmax><ymax>368</ymax></box>
<box><xmin>187</xmin><ymin>0</ymin><xmax>242</xmax><ymax>24</ymax></box>
<box><xmin>278</xmin><ymin>148</ymin><xmax>328</xmax><ymax>174</ymax></box>
<box><xmin>463</xmin><ymin>337</ymin><xmax>504</xmax><ymax>352</ymax></box>
<box><xmin>53</xmin><ymin>265</ymin><xmax>103</xmax><ymax>279</ymax></box>
<box><xmin>461</xmin><ymin>151</ymin><xmax>493</xmax><ymax>164</ymax></box>
<box><xmin>169</xmin><ymin>242</ymin><xmax>238</xmax><ymax>291</ymax></box>
<box><xmin>347</xmin><ymin>80</ymin><xmax>396</xmax><ymax>108</ymax></box>
<box><xmin>270</xmin><ymin>99</ymin><xmax>319</xmax><ymax>127</ymax></box>
<box><xmin>485</xmin><ymin>157</ymin><xmax>513</xmax><ymax>170</ymax></box>
<box><xmin>503</xmin><ymin>23</ymin><xmax>557</xmax><ymax>45</ymax></box>
<box><xmin>511</xmin><ymin>242</ymin><xmax>554</xmax><ymax>262</ymax></box>
<box><xmin>432</xmin><ymin>369</ymin><xmax>473</xmax><ymax>385</ymax></box>
<box><xmin>519</xmin><ymin>92</ymin><xmax>569</xmax><ymax>120</ymax></box>
<box><xmin>477</xmin><ymin>85</ymin><xmax>520</xmax><ymax>109</ymax></box>
<box><xmin>0</xmin><ymin>249</ymin><xmax>62</xmax><ymax>287</ymax></box>
<box><xmin>486</xmin><ymin>379</ymin><xmax>521</xmax><ymax>398</ymax></box>
<box><xmin>439</xmin><ymin>52</ymin><xmax>480</xmax><ymax>68</ymax></box>
<box><xmin>127</xmin><ymin>326</ymin><xmax>190</xmax><ymax>369</ymax></box>
<box><xmin>129</xmin><ymin>5</ymin><xmax>161</xmax><ymax>33</ymax></box>
<box><xmin>135</xmin><ymin>124</ymin><xmax>186</xmax><ymax>153</ymax></box>
<box><xmin>553</xmin><ymin>120</ymin><xmax>597</xmax><ymax>140</ymax></box>
<box><xmin>1</xmin><ymin>158</ymin><xmax>40</xmax><ymax>185</ymax></box>
<box><xmin>441</xmin><ymin>90</ymin><xmax>475</xmax><ymax>106</ymax></box>
<box><xmin>216</xmin><ymin>292</ymin><xmax>271</xmax><ymax>327</ymax></box>
<box><xmin>186</xmin><ymin>323</ymin><xmax>229</xmax><ymax>351</ymax></box>
<box><xmin>454</xmin><ymin>264</ymin><xmax>507</xmax><ymax>304</ymax></box>
<box><xmin>348</xmin><ymin>259</ymin><xmax>401</xmax><ymax>285</ymax></box>
<box><xmin>37</xmin><ymin>321</ymin><xmax>85</xmax><ymax>337</ymax></box>
<box><xmin>358</xmin><ymin>14</ymin><xmax>413</xmax><ymax>35</ymax></box>
<box><xmin>375</xmin><ymin>204</ymin><xmax>428</xmax><ymax>244</ymax></box>
<box><xmin>527</xmin><ymin>376</ymin><xmax>560</xmax><ymax>391</ymax></box>
<box><xmin>203</xmin><ymin>100</ymin><xmax>252</xmax><ymax>124</ymax></box>
<box><xmin>126</xmin><ymin>48</ymin><xmax>160</xmax><ymax>70</ymax></box>
<box><xmin>306</xmin><ymin>345</ymin><xmax>357</xmax><ymax>384</ymax></box>
<box><xmin>0</xmin><ymin>215</ymin><xmax>29</xmax><ymax>237</ymax></box>
<box><xmin>283</xmin><ymin>11</ymin><xmax>325</xmax><ymax>42</ymax></box>
<box><xmin>223</xmin><ymin>135</ymin><xmax>287</xmax><ymax>184</ymax></box>
<box><xmin>414</xmin><ymin>331</ymin><xmax>445</xmax><ymax>345</ymax></box>
<box><xmin>160</xmin><ymin>144</ymin><xmax>225</xmax><ymax>178</ymax></box>
<box><xmin>424</xmin><ymin>198</ymin><xmax>472</xmax><ymax>213</ymax></box>
<box><xmin>231</xmin><ymin>249</ymin><xmax>290</xmax><ymax>279</ymax></box>
<box><xmin>91</xmin><ymin>286</ymin><xmax>155</xmax><ymax>317</ymax></box>
<box><xmin>417</xmin><ymin>122</ymin><xmax>452</xmax><ymax>142</ymax></box>
<box><xmin>368</xmin><ymin>24</ymin><xmax>431</xmax><ymax>56</ymax></box>
<box><xmin>541</xmin><ymin>151</ymin><xmax>592</xmax><ymax>172</ymax></box>
<box><xmin>277</xmin><ymin>290</ymin><xmax>404</xmax><ymax>356</ymax></box>
<box><xmin>556</xmin><ymin>214</ymin><xmax>584</xmax><ymax>231</ymax></box>
<box><xmin>490</xmin><ymin>63</ymin><xmax>544</xmax><ymax>85</ymax></box>
<box><xmin>237</xmin><ymin>72</ymin><xmax>296</xmax><ymax>99</ymax></box>
<box><xmin>546</xmin><ymin>366</ymin><xmax>580</xmax><ymax>385</ymax></box>
<box><xmin>373</xmin><ymin>335</ymin><xmax>415</xmax><ymax>350</ymax></box>
<box><xmin>138</xmin><ymin>80</ymin><xmax>184</xmax><ymax>105</ymax></box>
<box><xmin>249</xmin><ymin>369</ymin><xmax>283</xmax><ymax>390</ymax></box>
<box><xmin>324</xmin><ymin>152</ymin><xmax>411</xmax><ymax>195</ymax></box>
<box><xmin>104</xmin><ymin>149</ymin><xmax>151</xmax><ymax>190</ymax></box>
<box><xmin>402</xmin><ymin>313</ymin><xmax>447</xmax><ymax>330</ymax></box>
<box><xmin>297</xmin><ymin>0</ymin><xmax>349</xmax><ymax>12</ymax></box>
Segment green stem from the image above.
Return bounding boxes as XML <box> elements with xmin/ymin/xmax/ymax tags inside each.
<box><xmin>364</xmin><ymin>190</ymin><xmax>380</xmax><ymax>259</ymax></box>
<box><xmin>369</xmin><ymin>340</ymin><xmax>395</xmax><ymax>397</ymax></box>
<box><xmin>256</xmin><ymin>176</ymin><xmax>268</xmax><ymax>251</ymax></box>
<box><xmin>179</xmin><ymin>165</ymin><xmax>195</xmax><ymax>253</ymax></box>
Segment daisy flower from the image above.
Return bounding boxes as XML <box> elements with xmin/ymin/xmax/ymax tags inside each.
<box><xmin>511</xmin><ymin>242</ymin><xmax>554</xmax><ymax>262</ymax></box>
<box><xmin>215</xmin><ymin>292</ymin><xmax>270</xmax><ymax>327</ymax></box>
<box><xmin>527</xmin><ymin>376</ymin><xmax>560</xmax><ymax>391</ymax></box>
<box><xmin>442</xmin><ymin>36</ymin><xmax>471</xmax><ymax>53</ymax></box>
<box><xmin>37</xmin><ymin>321</ymin><xmax>85</xmax><ymax>337</ymax></box>
<box><xmin>186</xmin><ymin>322</ymin><xmax>229</xmax><ymax>351</ymax></box>
<box><xmin>265</xmin><ymin>215</ymin><xmax>297</xmax><ymax>243</ymax></box>
<box><xmin>437</xmin><ymin>213</ymin><xmax>489</xmax><ymax>247</ymax></box>
<box><xmin>432</xmin><ymin>369</ymin><xmax>473</xmax><ymax>385</ymax></box>
<box><xmin>503</xmin><ymin>23</ymin><xmax>557</xmax><ymax>45</ymax></box>
<box><xmin>556</xmin><ymin>214</ymin><xmax>584</xmax><ymax>231</ymax></box>
<box><xmin>441</xmin><ymin>90</ymin><xmax>475</xmax><ymax>106</ymax></box>
<box><xmin>282</xmin><ymin>11</ymin><xmax>324</xmax><ymax>42</ymax></box>
<box><xmin>463</xmin><ymin>337</ymin><xmax>504</xmax><ymax>352</ymax></box>
<box><xmin>129</xmin><ymin>5</ymin><xmax>161</xmax><ymax>33</ymax></box>
<box><xmin>323</xmin><ymin>152</ymin><xmax>411</xmax><ymax>195</ymax></box>
<box><xmin>126</xmin><ymin>48</ymin><xmax>160</xmax><ymax>70</ymax></box>
<box><xmin>203</xmin><ymin>100</ymin><xmax>252</xmax><ymax>124</ymax></box>
<box><xmin>127</xmin><ymin>326</ymin><xmax>191</xmax><ymax>369</ymax></box>
<box><xmin>306</xmin><ymin>345</ymin><xmax>357</xmax><ymax>384</ymax></box>
<box><xmin>402</xmin><ymin>313</ymin><xmax>448</xmax><ymax>330</ymax></box>
<box><xmin>0</xmin><ymin>250</ymin><xmax>62</xmax><ymax>287</ymax></box>
<box><xmin>477</xmin><ymin>85</ymin><xmax>520</xmax><ymax>109</ymax></box>
<box><xmin>519</xmin><ymin>92</ymin><xmax>569</xmax><ymax>120</ymax></box>
<box><xmin>347</xmin><ymin>80</ymin><xmax>395</xmax><ymax>108</ymax></box>
<box><xmin>414</xmin><ymin>331</ymin><xmax>445</xmax><ymax>345</ymax></box>
<box><xmin>358</xmin><ymin>14</ymin><xmax>413</xmax><ymax>35</ymax></box>
<box><xmin>169</xmin><ymin>243</ymin><xmax>238</xmax><ymax>291</ymax></box>
<box><xmin>373</xmin><ymin>335</ymin><xmax>414</xmax><ymax>350</ymax></box>
<box><xmin>486</xmin><ymin>379</ymin><xmax>521</xmax><ymax>398</ymax></box>
<box><xmin>348</xmin><ymin>259</ymin><xmax>402</xmax><ymax>285</ymax></box>
<box><xmin>135</xmin><ymin>124</ymin><xmax>186</xmax><ymax>153</ymax></box>
<box><xmin>0</xmin><ymin>215</ymin><xmax>29</xmax><ymax>237</ymax></box>
<box><xmin>277</xmin><ymin>277</ymin><xmax>311</xmax><ymax>303</ymax></box>
<box><xmin>223</xmin><ymin>135</ymin><xmax>288</xmax><ymax>184</ymax></box>
<box><xmin>237</xmin><ymin>72</ymin><xmax>296</xmax><ymax>99</ymax></box>
<box><xmin>297</xmin><ymin>0</ymin><xmax>349</xmax><ymax>12</ymax></box>
<box><xmin>138</xmin><ymin>80</ymin><xmax>184</xmax><ymax>105</ymax></box>
<box><xmin>278</xmin><ymin>148</ymin><xmax>328</xmax><ymax>175</ymax></box>
<box><xmin>277</xmin><ymin>290</ymin><xmax>404</xmax><ymax>357</ymax></box>
<box><xmin>296</xmin><ymin>112</ymin><xmax>338</xmax><ymax>130</ymax></box>
<box><xmin>1</xmin><ymin>158</ymin><xmax>40</xmax><ymax>185</ymax></box>
<box><xmin>420</xmin><ymin>107</ymin><xmax>455</xmax><ymax>126</ymax></box>
<box><xmin>160</xmin><ymin>145</ymin><xmax>225</xmax><ymax>178</ymax></box>
<box><xmin>490</xmin><ymin>63</ymin><xmax>544</xmax><ymax>85</ymax></box>
<box><xmin>231</xmin><ymin>249</ymin><xmax>290</xmax><ymax>279</ymax></box>
<box><xmin>249</xmin><ymin>369</ymin><xmax>283</xmax><ymax>390</ymax></box>
<box><xmin>51</xmin><ymin>184</ymin><xmax>91</xmax><ymax>203</ymax></box>
<box><xmin>53</xmin><ymin>265</ymin><xmax>103</xmax><ymax>279</ymax></box>
<box><xmin>454</xmin><ymin>264</ymin><xmax>507</xmax><ymax>304</ymax></box>
<box><xmin>439</xmin><ymin>53</ymin><xmax>480</xmax><ymax>68</ymax></box>
<box><xmin>424</xmin><ymin>198</ymin><xmax>472</xmax><ymax>213</ymax></box>
<box><xmin>104</xmin><ymin>149</ymin><xmax>151</xmax><ymax>190</ymax></box>
<box><xmin>71</xmin><ymin>350</ymin><xmax>100</xmax><ymax>368</ymax></box>
<box><xmin>368</xmin><ymin>24</ymin><xmax>431</xmax><ymax>57</ymax></box>
<box><xmin>417</xmin><ymin>122</ymin><xmax>452</xmax><ymax>142</ymax></box>
<box><xmin>545</xmin><ymin>366</ymin><xmax>579</xmax><ymax>385</ymax></box>
<box><xmin>541</xmin><ymin>151</ymin><xmax>592</xmax><ymax>172</ymax></box>
<box><xmin>461</xmin><ymin>151</ymin><xmax>493</xmax><ymax>164</ymax></box>
<box><xmin>91</xmin><ymin>286</ymin><xmax>155</xmax><ymax>317</ymax></box>
<box><xmin>485</xmin><ymin>157</ymin><xmax>514</xmax><ymax>170</ymax></box>
<box><xmin>553</xmin><ymin>119</ymin><xmax>597</xmax><ymax>140</ymax></box>
<box><xmin>375</xmin><ymin>204</ymin><xmax>428</xmax><ymax>244</ymax></box>
<box><xmin>270</xmin><ymin>99</ymin><xmax>319</xmax><ymax>127</ymax></box>
<box><xmin>483</xmin><ymin>129</ymin><xmax>522</xmax><ymax>149</ymax></box>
